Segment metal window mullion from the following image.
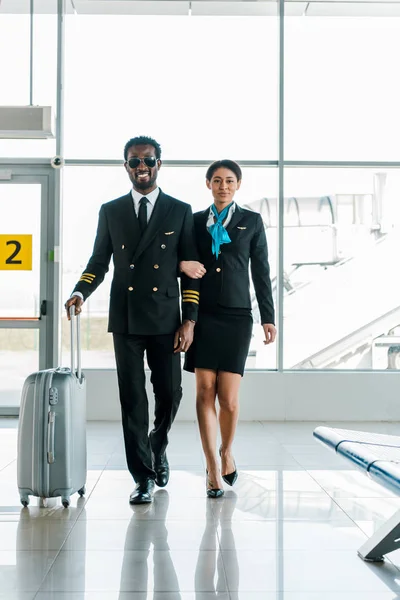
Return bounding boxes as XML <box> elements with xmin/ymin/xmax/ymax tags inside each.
<box><xmin>39</xmin><ymin>175</ymin><xmax>49</xmax><ymax>370</ymax></box>
<box><xmin>275</xmin><ymin>7</ymin><xmax>285</xmax><ymax>597</ymax></box>
<box><xmin>63</xmin><ymin>159</ymin><xmax>280</xmax><ymax>167</ymax></box>
<box><xmin>47</xmin><ymin>169</ymin><xmax>59</xmax><ymax>368</ymax></box>
<box><xmin>62</xmin><ymin>159</ymin><xmax>400</xmax><ymax>169</ymax></box>
<box><xmin>29</xmin><ymin>0</ymin><xmax>34</xmax><ymax>105</ymax></box>
<box><xmin>0</xmin><ymin>320</ymin><xmax>41</xmax><ymax>329</ymax></box>
<box><xmin>284</xmin><ymin>161</ymin><xmax>400</xmax><ymax>168</ymax></box>
<box><xmin>51</xmin><ymin>0</ymin><xmax>66</xmax><ymax>368</ymax></box>
<box><xmin>277</xmin><ymin>0</ymin><xmax>285</xmax><ymax>372</ymax></box>
<box><xmin>0</xmin><ymin>159</ymin><xmax>53</xmax><ymax>167</ymax></box>
<box><xmin>56</xmin><ymin>0</ymin><xmax>65</xmax><ymax>157</ymax></box>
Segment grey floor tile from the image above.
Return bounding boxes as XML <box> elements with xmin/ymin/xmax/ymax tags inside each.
<box><xmin>212</xmin><ymin>491</ymin><xmax>352</xmax><ymax>522</ymax></box>
<box><xmin>221</xmin><ymin>549</ymin><xmax>400</xmax><ymax>593</ymax></box>
<box><xmin>0</xmin><ymin>550</ymin><xmax>57</xmax><ymax>592</ymax></box>
<box><xmin>226</xmin><ymin>594</ymin><xmax>400</xmax><ymax>600</ymax></box>
<box><xmin>91</xmin><ymin>470</ymin><xmax>206</xmax><ymax>498</ymax></box>
<box><xmin>217</xmin><ymin>519</ymin><xmax>367</xmax><ymax>551</ymax></box>
<box><xmin>81</xmin><ymin>492</ymin><xmax>213</xmax><ymax>521</ymax></box>
<box><xmin>1</xmin><ymin>421</ymin><xmax>400</xmax><ymax>597</ymax></box>
<box><xmin>36</xmin><ymin>593</ymin><xmax>229</xmax><ymax>599</ymax></box>
<box><xmin>0</xmin><ymin>520</ymin><xmax>74</xmax><ymax>550</ymax></box>
<box><xmin>0</xmin><ymin>594</ymin><xmax>38</xmax><ymax>600</ymax></box>
<box><xmin>39</xmin><ymin>549</ymin><xmax>228</xmax><ymax>592</ymax></box>
<box><xmin>307</xmin><ymin>469</ymin><xmax>399</xmax><ymax>499</ymax></box>
<box><xmin>333</xmin><ymin>497</ymin><xmax>400</xmax><ymax>527</ymax></box>
<box><xmin>63</xmin><ymin>518</ymin><xmax>219</xmax><ymax>551</ymax></box>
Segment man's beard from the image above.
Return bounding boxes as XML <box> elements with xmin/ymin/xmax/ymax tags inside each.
<box><xmin>133</xmin><ymin>173</ymin><xmax>157</xmax><ymax>191</ymax></box>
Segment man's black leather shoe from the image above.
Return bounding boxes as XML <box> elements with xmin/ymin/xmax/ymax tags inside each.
<box><xmin>129</xmin><ymin>478</ymin><xmax>155</xmax><ymax>504</ymax></box>
<box><xmin>153</xmin><ymin>452</ymin><xmax>170</xmax><ymax>487</ymax></box>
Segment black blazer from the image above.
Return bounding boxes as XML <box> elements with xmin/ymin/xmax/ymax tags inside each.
<box><xmin>73</xmin><ymin>189</ymin><xmax>200</xmax><ymax>335</ymax></box>
<box><xmin>194</xmin><ymin>204</ymin><xmax>275</xmax><ymax>325</ymax></box>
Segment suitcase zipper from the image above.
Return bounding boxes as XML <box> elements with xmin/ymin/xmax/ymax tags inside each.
<box><xmin>34</xmin><ymin>370</ymin><xmax>53</xmax><ymax>497</ymax></box>
<box><xmin>47</xmin><ymin>411</ymin><xmax>55</xmax><ymax>464</ymax></box>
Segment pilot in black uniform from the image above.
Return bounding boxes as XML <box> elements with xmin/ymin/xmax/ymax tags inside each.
<box><xmin>65</xmin><ymin>136</ymin><xmax>200</xmax><ymax>504</ymax></box>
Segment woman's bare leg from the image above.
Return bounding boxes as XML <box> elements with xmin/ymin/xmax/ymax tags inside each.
<box><xmin>195</xmin><ymin>368</ymin><xmax>223</xmax><ymax>489</ymax></box>
<box><xmin>217</xmin><ymin>371</ymin><xmax>241</xmax><ymax>476</ymax></box>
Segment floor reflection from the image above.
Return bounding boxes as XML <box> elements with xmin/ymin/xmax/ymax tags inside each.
<box><xmin>120</xmin><ymin>490</ymin><xmax>181</xmax><ymax>596</ymax></box>
<box><xmin>3</xmin><ymin>420</ymin><xmax>400</xmax><ymax>597</ymax></box>
<box><xmin>195</xmin><ymin>494</ymin><xmax>239</xmax><ymax>597</ymax></box>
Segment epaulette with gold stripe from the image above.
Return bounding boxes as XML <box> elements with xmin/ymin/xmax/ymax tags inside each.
<box><xmin>79</xmin><ymin>272</ymin><xmax>96</xmax><ymax>284</ymax></box>
<box><xmin>182</xmin><ymin>289</ymin><xmax>200</xmax><ymax>305</ymax></box>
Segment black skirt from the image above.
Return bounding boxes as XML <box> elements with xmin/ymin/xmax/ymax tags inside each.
<box><xmin>184</xmin><ymin>307</ymin><xmax>253</xmax><ymax>377</ymax></box>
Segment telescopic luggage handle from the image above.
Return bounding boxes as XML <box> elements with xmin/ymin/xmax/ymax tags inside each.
<box><xmin>69</xmin><ymin>305</ymin><xmax>82</xmax><ymax>380</ymax></box>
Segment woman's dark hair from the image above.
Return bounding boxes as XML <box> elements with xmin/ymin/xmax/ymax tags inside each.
<box><xmin>124</xmin><ymin>136</ymin><xmax>162</xmax><ymax>160</ymax></box>
<box><xmin>206</xmin><ymin>159</ymin><xmax>242</xmax><ymax>182</ymax></box>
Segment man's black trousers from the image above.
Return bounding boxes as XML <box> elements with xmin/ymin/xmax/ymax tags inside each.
<box><xmin>113</xmin><ymin>332</ymin><xmax>182</xmax><ymax>483</ymax></box>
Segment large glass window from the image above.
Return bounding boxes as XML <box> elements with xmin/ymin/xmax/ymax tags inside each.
<box><xmin>0</xmin><ymin>184</ymin><xmax>41</xmax><ymax>318</ymax></box>
<box><xmin>62</xmin><ymin>167</ymin><xmax>127</xmax><ymax>368</ymax></box>
<box><xmin>62</xmin><ymin>165</ymin><xmax>278</xmax><ymax>369</ymax></box>
<box><xmin>285</xmin><ymin>7</ymin><xmax>400</xmax><ymax>160</ymax></box>
<box><xmin>0</xmin><ymin>0</ymin><xmax>57</xmax><ymax>157</ymax></box>
<box><xmin>283</xmin><ymin>168</ymin><xmax>400</xmax><ymax>369</ymax></box>
<box><xmin>63</xmin><ymin>12</ymin><xmax>278</xmax><ymax>159</ymax></box>
<box><xmin>0</xmin><ymin>330</ymin><xmax>39</xmax><ymax>407</ymax></box>
<box><xmin>5</xmin><ymin>0</ymin><xmax>400</xmax><ymax>373</ymax></box>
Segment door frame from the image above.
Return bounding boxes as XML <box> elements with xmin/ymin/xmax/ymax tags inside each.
<box><xmin>0</xmin><ymin>160</ymin><xmax>59</xmax><ymax>416</ymax></box>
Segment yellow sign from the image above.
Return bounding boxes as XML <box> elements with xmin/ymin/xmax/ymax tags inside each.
<box><xmin>0</xmin><ymin>235</ymin><xmax>32</xmax><ymax>270</ymax></box>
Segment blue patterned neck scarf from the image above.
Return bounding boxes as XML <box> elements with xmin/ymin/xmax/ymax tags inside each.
<box><xmin>208</xmin><ymin>202</ymin><xmax>233</xmax><ymax>258</ymax></box>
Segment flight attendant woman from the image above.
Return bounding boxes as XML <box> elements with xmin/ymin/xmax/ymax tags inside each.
<box><xmin>180</xmin><ymin>159</ymin><xmax>276</xmax><ymax>498</ymax></box>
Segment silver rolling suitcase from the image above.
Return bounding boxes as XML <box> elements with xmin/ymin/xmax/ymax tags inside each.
<box><xmin>17</xmin><ymin>306</ymin><xmax>87</xmax><ymax>508</ymax></box>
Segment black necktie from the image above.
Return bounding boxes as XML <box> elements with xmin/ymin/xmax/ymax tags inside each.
<box><xmin>138</xmin><ymin>197</ymin><xmax>149</xmax><ymax>234</ymax></box>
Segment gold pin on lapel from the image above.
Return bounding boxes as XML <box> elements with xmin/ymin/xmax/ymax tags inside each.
<box><xmin>237</xmin><ymin>226</ymin><xmax>247</xmax><ymax>230</ymax></box>
<box><xmin>165</xmin><ymin>231</ymin><xmax>175</xmax><ymax>235</ymax></box>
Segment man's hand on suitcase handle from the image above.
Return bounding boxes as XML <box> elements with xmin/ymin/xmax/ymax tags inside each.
<box><xmin>65</xmin><ymin>296</ymin><xmax>83</xmax><ymax>320</ymax></box>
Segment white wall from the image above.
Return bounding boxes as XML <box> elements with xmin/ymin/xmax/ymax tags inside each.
<box><xmin>85</xmin><ymin>369</ymin><xmax>400</xmax><ymax>421</ymax></box>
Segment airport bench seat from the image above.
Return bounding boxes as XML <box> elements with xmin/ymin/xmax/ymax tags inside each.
<box><xmin>313</xmin><ymin>426</ymin><xmax>400</xmax><ymax>562</ymax></box>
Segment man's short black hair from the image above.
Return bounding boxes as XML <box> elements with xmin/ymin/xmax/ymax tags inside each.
<box><xmin>124</xmin><ymin>136</ymin><xmax>162</xmax><ymax>161</ymax></box>
<box><xmin>206</xmin><ymin>159</ymin><xmax>242</xmax><ymax>182</ymax></box>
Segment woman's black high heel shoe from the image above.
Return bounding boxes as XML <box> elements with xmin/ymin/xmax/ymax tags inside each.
<box><xmin>206</xmin><ymin>470</ymin><xmax>224</xmax><ymax>498</ymax></box>
<box><xmin>219</xmin><ymin>445</ymin><xmax>238</xmax><ymax>486</ymax></box>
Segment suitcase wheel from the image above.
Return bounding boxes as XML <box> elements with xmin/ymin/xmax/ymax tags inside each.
<box><xmin>62</xmin><ymin>497</ymin><xmax>70</xmax><ymax>508</ymax></box>
<box><xmin>20</xmin><ymin>495</ymin><xmax>29</xmax><ymax>508</ymax></box>
<box><xmin>78</xmin><ymin>486</ymin><xmax>86</xmax><ymax>497</ymax></box>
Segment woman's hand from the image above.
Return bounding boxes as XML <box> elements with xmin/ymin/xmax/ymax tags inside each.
<box><xmin>262</xmin><ymin>323</ymin><xmax>276</xmax><ymax>345</ymax></box>
<box><xmin>180</xmin><ymin>260</ymin><xmax>206</xmax><ymax>279</ymax></box>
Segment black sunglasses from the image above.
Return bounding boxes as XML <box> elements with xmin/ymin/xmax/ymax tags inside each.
<box><xmin>127</xmin><ymin>157</ymin><xmax>158</xmax><ymax>169</ymax></box>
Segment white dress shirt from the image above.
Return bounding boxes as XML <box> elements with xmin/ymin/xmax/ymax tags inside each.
<box><xmin>72</xmin><ymin>187</ymin><xmax>160</xmax><ymax>302</ymax></box>
<box><xmin>131</xmin><ymin>187</ymin><xmax>160</xmax><ymax>222</ymax></box>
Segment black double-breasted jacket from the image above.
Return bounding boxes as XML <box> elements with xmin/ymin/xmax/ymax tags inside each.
<box><xmin>193</xmin><ymin>204</ymin><xmax>275</xmax><ymax>325</ymax></box>
<box><xmin>72</xmin><ymin>189</ymin><xmax>200</xmax><ymax>335</ymax></box>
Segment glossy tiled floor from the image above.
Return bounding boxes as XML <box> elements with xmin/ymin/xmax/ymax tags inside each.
<box><xmin>2</xmin><ymin>419</ymin><xmax>400</xmax><ymax>599</ymax></box>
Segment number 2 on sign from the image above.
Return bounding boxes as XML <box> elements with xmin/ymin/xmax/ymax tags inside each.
<box><xmin>0</xmin><ymin>235</ymin><xmax>32</xmax><ymax>270</ymax></box>
<box><xmin>6</xmin><ymin>240</ymin><xmax>22</xmax><ymax>264</ymax></box>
